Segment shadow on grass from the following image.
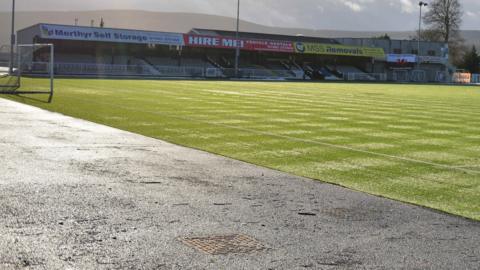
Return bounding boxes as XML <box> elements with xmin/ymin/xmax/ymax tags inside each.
<box><xmin>1</xmin><ymin>93</ymin><xmax>52</xmax><ymax>104</ymax></box>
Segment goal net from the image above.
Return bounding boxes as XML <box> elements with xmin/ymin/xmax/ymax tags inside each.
<box><xmin>0</xmin><ymin>44</ymin><xmax>54</xmax><ymax>103</ymax></box>
<box><xmin>0</xmin><ymin>45</ymin><xmax>18</xmax><ymax>91</ymax></box>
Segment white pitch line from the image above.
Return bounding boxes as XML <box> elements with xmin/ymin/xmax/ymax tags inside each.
<box><xmin>95</xmin><ymin>83</ymin><xmax>480</xmax><ymax>118</ymax></box>
<box><xmin>194</xmin><ymin>86</ymin><xmax>480</xmax><ymax>118</ymax></box>
<box><xmin>68</xmin><ymin>95</ymin><xmax>480</xmax><ymax>175</ymax></box>
<box><xmin>150</xmin><ymin>85</ymin><xmax>477</xmax><ymax>119</ymax></box>
<box><xmin>453</xmin><ymin>165</ymin><xmax>480</xmax><ymax>169</ymax></box>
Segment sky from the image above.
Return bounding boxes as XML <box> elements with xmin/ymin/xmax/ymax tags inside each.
<box><xmin>0</xmin><ymin>0</ymin><xmax>479</xmax><ymax>31</ymax></box>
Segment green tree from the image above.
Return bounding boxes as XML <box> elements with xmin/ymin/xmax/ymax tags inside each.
<box><xmin>459</xmin><ymin>46</ymin><xmax>480</xmax><ymax>74</ymax></box>
<box><xmin>374</xmin><ymin>33</ymin><xmax>391</xmax><ymax>40</ymax></box>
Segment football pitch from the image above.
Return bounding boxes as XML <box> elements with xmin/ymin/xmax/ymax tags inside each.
<box><xmin>6</xmin><ymin>79</ymin><xmax>480</xmax><ymax>220</ymax></box>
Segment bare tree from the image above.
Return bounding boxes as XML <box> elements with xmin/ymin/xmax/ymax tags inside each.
<box><xmin>419</xmin><ymin>29</ymin><xmax>443</xmax><ymax>42</ymax></box>
<box><xmin>423</xmin><ymin>0</ymin><xmax>463</xmax><ymax>43</ymax></box>
<box><xmin>422</xmin><ymin>0</ymin><xmax>465</xmax><ymax>65</ymax></box>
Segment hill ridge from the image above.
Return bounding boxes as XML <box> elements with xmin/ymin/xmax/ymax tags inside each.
<box><xmin>1</xmin><ymin>10</ymin><xmax>478</xmax><ymax>47</ymax></box>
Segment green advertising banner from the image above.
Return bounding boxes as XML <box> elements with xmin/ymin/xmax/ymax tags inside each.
<box><xmin>294</xmin><ymin>42</ymin><xmax>385</xmax><ymax>58</ymax></box>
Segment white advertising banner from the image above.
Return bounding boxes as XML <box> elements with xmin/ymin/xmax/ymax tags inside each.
<box><xmin>39</xmin><ymin>24</ymin><xmax>185</xmax><ymax>46</ymax></box>
<box><xmin>418</xmin><ymin>56</ymin><xmax>447</xmax><ymax>64</ymax></box>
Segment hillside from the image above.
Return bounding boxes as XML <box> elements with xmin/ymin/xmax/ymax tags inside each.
<box><xmin>1</xmin><ymin>10</ymin><xmax>479</xmax><ymax>48</ymax></box>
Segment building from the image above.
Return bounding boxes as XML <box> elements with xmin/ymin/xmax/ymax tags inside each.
<box><xmin>16</xmin><ymin>23</ymin><xmax>449</xmax><ymax>82</ymax></box>
<box><xmin>337</xmin><ymin>38</ymin><xmax>450</xmax><ymax>81</ymax></box>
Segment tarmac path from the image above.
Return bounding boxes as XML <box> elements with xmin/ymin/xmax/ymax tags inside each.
<box><xmin>0</xmin><ymin>98</ymin><xmax>479</xmax><ymax>269</ymax></box>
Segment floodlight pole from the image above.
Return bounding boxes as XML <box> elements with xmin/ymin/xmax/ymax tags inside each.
<box><xmin>9</xmin><ymin>0</ymin><xmax>16</xmax><ymax>74</ymax></box>
<box><xmin>234</xmin><ymin>0</ymin><xmax>240</xmax><ymax>78</ymax></box>
<box><xmin>417</xmin><ymin>1</ymin><xmax>427</xmax><ymax>68</ymax></box>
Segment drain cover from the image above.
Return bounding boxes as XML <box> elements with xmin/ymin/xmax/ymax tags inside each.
<box><xmin>179</xmin><ymin>234</ymin><xmax>266</xmax><ymax>255</ymax></box>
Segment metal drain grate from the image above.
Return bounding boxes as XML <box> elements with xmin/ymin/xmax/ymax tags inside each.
<box><xmin>179</xmin><ymin>234</ymin><xmax>266</xmax><ymax>255</ymax></box>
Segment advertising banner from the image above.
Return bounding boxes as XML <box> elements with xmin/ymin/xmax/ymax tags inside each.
<box><xmin>39</xmin><ymin>24</ymin><xmax>185</xmax><ymax>46</ymax></box>
<box><xmin>294</xmin><ymin>42</ymin><xmax>385</xmax><ymax>58</ymax></box>
<box><xmin>244</xmin><ymin>39</ymin><xmax>294</xmax><ymax>52</ymax></box>
<box><xmin>387</xmin><ymin>54</ymin><xmax>417</xmax><ymax>63</ymax></box>
<box><xmin>452</xmin><ymin>72</ymin><xmax>472</xmax><ymax>84</ymax></box>
<box><xmin>184</xmin><ymin>35</ymin><xmax>294</xmax><ymax>53</ymax></box>
<box><xmin>418</xmin><ymin>56</ymin><xmax>446</xmax><ymax>64</ymax></box>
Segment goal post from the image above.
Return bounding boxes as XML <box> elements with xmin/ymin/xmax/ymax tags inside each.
<box><xmin>0</xmin><ymin>44</ymin><xmax>54</xmax><ymax>103</ymax></box>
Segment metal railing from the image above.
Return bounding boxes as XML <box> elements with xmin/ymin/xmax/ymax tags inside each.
<box><xmin>28</xmin><ymin>62</ymin><xmax>304</xmax><ymax>79</ymax></box>
<box><xmin>54</xmin><ymin>63</ymin><xmax>160</xmax><ymax>76</ymax></box>
<box><xmin>216</xmin><ymin>68</ymin><xmax>299</xmax><ymax>80</ymax></box>
<box><xmin>48</xmin><ymin>63</ymin><xmax>205</xmax><ymax>77</ymax></box>
<box><xmin>346</xmin><ymin>73</ymin><xmax>387</xmax><ymax>82</ymax></box>
<box><xmin>20</xmin><ymin>62</ymin><xmax>464</xmax><ymax>84</ymax></box>
<box><xmin>471</xmin><ymin>74</ymin><xmax>480</xmax><ymax>84</ymax></box>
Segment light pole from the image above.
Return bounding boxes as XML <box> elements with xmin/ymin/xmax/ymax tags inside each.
<box><xmin>9</xmin><ymin>0</ymin><xmax>16</xmax><ymax>74</ymax></box>
<box><xmin>234</xmin><ymin>0</ymin><xmax>240</xmax><ymax>78</ymax></box>
<box><xmin>418</xmin><ymin>1</ymin><xmax>428</xmax><ymax>58</ymax></box>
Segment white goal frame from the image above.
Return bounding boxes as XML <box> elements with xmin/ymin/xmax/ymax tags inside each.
<box><xmin>0</xmin><ymin>43</ymin><xmax>55</xmax><ymax>103</ymax></box>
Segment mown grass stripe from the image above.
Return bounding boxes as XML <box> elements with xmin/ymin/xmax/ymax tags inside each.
<box><xmin>49</xmin><ymin>94</ymin><xmax>480</xmax><ymax>175</ymax></box>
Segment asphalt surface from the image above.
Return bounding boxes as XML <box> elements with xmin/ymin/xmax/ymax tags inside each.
<box><xmin>0</xmin><ymin>98</ymin><xmax>479</xmax><ymax>270</ymax></box>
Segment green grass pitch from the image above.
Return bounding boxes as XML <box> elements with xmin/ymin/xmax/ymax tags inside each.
<box><xmin>6</xmin><ymin>79</ymin><xmax>480</xmax><ymax>220</ymax></box>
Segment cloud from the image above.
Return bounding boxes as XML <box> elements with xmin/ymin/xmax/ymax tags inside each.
<box><xmin>398</xmin><ymin>0</ymin><xmax>416</xmax><ymax>14</ymax></box>
<box><xmin>343</xmin><ymin>1</ymin><xmax>364</xmax><ymax>12</ymax></box>
<box><xmin>0</xmin><ymin>0</ymin><xmax>479</xmax><ymax>30</ymax></box>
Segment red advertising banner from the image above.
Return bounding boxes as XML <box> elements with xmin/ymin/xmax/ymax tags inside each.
<box><xmin>184</xmin><ymin>35</ymin><xmax>294</xmax><ymax>53</ymax></box>
<box><xmin>245</xmin><ymin>39</ymin><xmax>294</xmax><ymax>52</ymax></box>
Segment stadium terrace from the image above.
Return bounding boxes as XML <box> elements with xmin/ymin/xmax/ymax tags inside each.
<box><xmin>17</xmin><ymin>23</ymin><xmax>450</xmax><ymax>82</ymax></box>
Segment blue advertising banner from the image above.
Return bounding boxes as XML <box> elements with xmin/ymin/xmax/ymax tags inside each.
<box><xmin>39</xmin><ymin>24</ymin><xmax>185</xmax><ymax>46</ymax></box>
